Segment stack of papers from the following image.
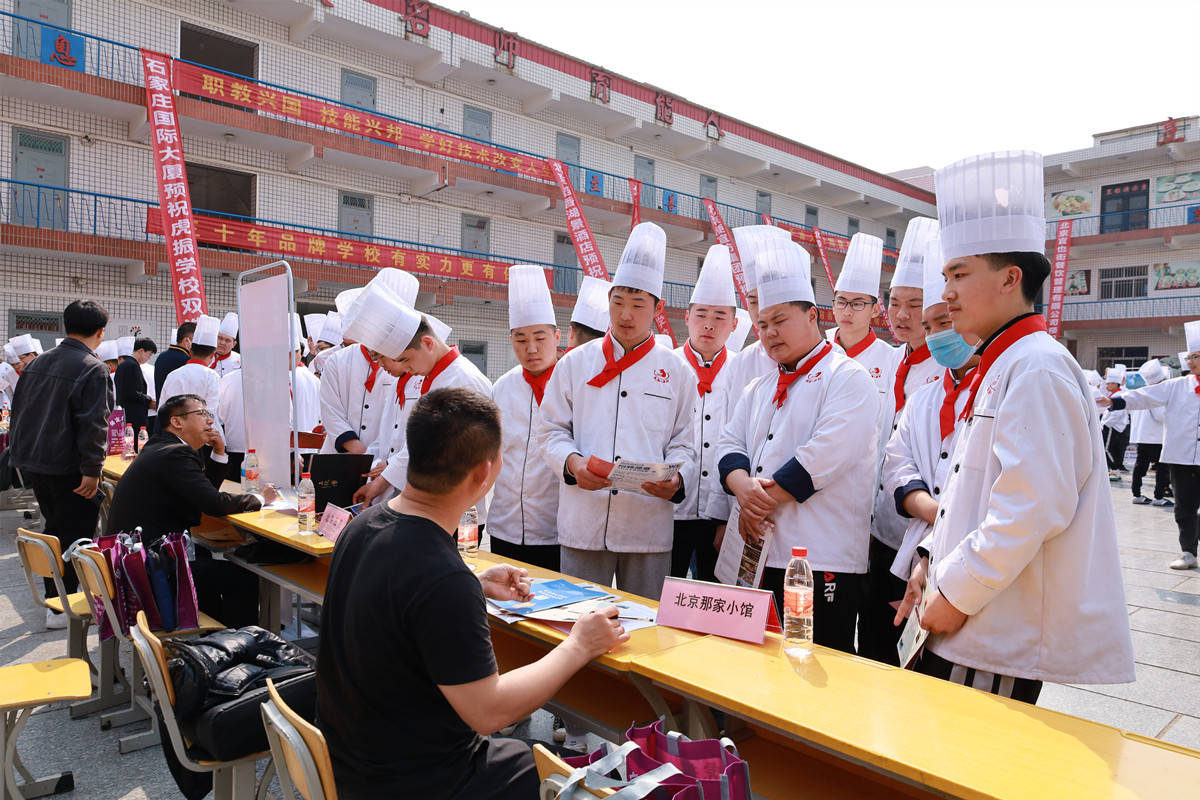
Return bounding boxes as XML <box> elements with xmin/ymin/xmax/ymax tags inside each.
<box><xmin>485</xmin><ymin>579</ymin><xmax>659</xmax><ymax>633</ymax></box>
<box><xmin>489</xmin><ymin>579</ymin><xmax>611</xmax><ymax>616</ymax></box>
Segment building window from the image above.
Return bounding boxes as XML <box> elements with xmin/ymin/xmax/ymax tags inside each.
<box><xmin>462</xmin><ymin>106</ymin><xmax>492</xmax><ymax>142</ymax></box>
<box><xmin>552</xmin><ymin>231</ymin><xmax>578</xmax><ymax>294</ymax></box>
<box><xmin>461</xmin><ymin>214</ymin><xmax>490</xmax><ymax>253</ymax></box>
<box><xmin>1096</xmin><ymin>347</ymin><xmax>1149</xmax><ymax>376</ymax></box>
<box><xmin>556</xmin><ymin>132</ymin><xmax>581</xmax><ymax>188</ymax></box>
<box><xmin>188</xmin><ymin>163</ymin><xmax>254</xmax><ymax>219</ymax></box>
<box><xmin>340</xmin><ymin>69</ymin><xmax>377</xmax><ymax>111</ymax></box>
<box><xmin>634</xmin><ymin>155</ymin><xmax>655</xmax><ymax>207</ymax></box>
<box><xmin>697</xmin><ymin>256</ymin><xmax>705</xmax><ymax>278</ymax></box>
<box><xmin>179</xmin><ymin>24</ymin><xmax>258</xmax><ymax>109</ymax></box>
<box><xmin>1098</xmin><ymin>265</ymin><xmax>1148</xmax><ymax>299</ymax></box>
<box><xmin>885</xmin><ymin>227</ymin><xmax>897</xmax><ymax>249</ymax></box>
<box><xmin>338</xmin><ymin>191</ymin><xmax>373</xmax><ymax>240</ymax></box>
<box><xmin>699</xmin><ymin>175</ymin><xmax>718</xmax><ymax>204</ymax></box>
<box><xmin>11</xmin><ymin>129</ymin><xmax>69</xmax><ymax>231</ymax></box>
<box><xmin>805</xmin><ymin>205</ymin><xmax>818</xmax><ymax>229</ymax></box>
<box><xmin>459</xmin><ymin>340</ymin><xmax>487</xmax><ymax>374</ymax></box>
<box><xmin>1100</xmin><ymin>180</ymin><xmax>1149</xmax><ymax>234</ymax></box>
<box><xmin>756</xmin><ymin>191</ymin><xmax>772</xmax><ymax>218</ymax></box>
<box><xmin>847</xmin><ymin>217</ymin><xmax>860</xmax><ymax>236</ymax></box>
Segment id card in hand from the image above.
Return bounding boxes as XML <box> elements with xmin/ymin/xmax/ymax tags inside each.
<box><xmin>897</xmin><ymin>578</ymin><xmax>937</xmax><ymax>669</ymax></box>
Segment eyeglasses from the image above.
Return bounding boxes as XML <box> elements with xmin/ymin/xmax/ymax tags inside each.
<box><xmin>173</xmin><ymin>408</ymin><xmax>214</xmax><ymax>422</ymax></box>
<box><xmin>833</xmin><ymin>298</ymin><xmax>873</xmax><ymax>312</ymax></box>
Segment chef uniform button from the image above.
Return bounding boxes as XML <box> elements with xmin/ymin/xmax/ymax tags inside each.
<box><xmin>364</xmin><ymin>404</ymin><xmax>369</xmax><ymax>409</ymax></box>
<box><xmin>939</xmin><ymin>508</ymin><xmax>946</xmax><ymax>518</ymax></box>
<box><xmin>755</xmin><ymin>466</ymin><xmax>763</xmax><ymax>473</ymax></box>
<box><xmin>767</xmin><ymin>434</ymin><xmax>773</xmax><ymax>440</ymax></box>
<box><xmin>360</xmin><ymin>425</ymin><xmax>367</xmax><ymax>430</ymax></box>
<box><xmin>620</xmin><ymin>391</ymin><xmax>628</xmax><ymax>397</ymax></box>
<box><xmin>953</xmin><ymin>464</ymin><xmax>960</xmax><ymax>472</ymax></box>
<box><xmin>940</xmin><ymin>452</ymin><xmax>948</xmax><ymax>459</ymax></box>
<box><xmin>703</xmin><ymin>442</ymin><xmax>709</xmax><ymax>448</ymax></box>
<box><xmin>878</xmin><ymin>483</ymin><xmax>883</xmax><ymax>491</ymax></box>
<box><xmin>933</xmin><ymin>487</ymin><xmax>940</xmax><ymax>495</ymax></box>
<box><xmin>610</xmin><ymin>489</ymin><xmax>618</xmax><ymax>496</ymax></box>
<box><xmin>705</xmin><ymin>414</ymin><xmax>711</xmax><ymax>421</ymax></box>
<box><xmin>702</xmin><ymin>470</ymin><xmax>708</xmax><ymax>477</ymax></box>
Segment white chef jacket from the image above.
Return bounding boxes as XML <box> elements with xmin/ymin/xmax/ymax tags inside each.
<box><xmin>161</xmin><ymin>362</ymin><xmax>224</xmax><ymax>438</ymax></box>
<box><xmin>1116</xmin><ymin>376</ymin><xmax>1200</xmax><ymax>465</ymax></box>
<box><xmin>673</xmin><ymin>343</ymin><xmax>737</xmax><ymax>522</ymax></box>
<box><xmin>217</xmin><ymin>370</ymin><xmax>247</xmax><ymax>454</ymax></box>
<box><xmin>882</xmin><ymin>371</ymin><xmax>971</xmax><ymax>580</ymax></box>
<box><xmin>488</xmin><ymin>365</ymin><xmax>560</xmax><ymax>547</ymax></box>
<box><xmin>725</xmin><ymin>339</ymin><xmax>775</xmax><ymax>399</ymax></box>
<box><xmin>1101</xmin><ymin>388</ymin><xmax>1129</xmax><ymax>433</ymax></box>
<box><xmin>717</xmin><ymin>341</ymin><xmax>878</xmax><ymax>573</ymax></box>
<box><xmin>927</xmin><ymin>325</ymin><xmax>1134</xmax><ymax>684</ymax></box>
<box><xmin>212</xmin><ymin>351</ymin><xmax>241</xmax><ymax>379</ymax></box>
<box><xmin>373</xmin><ymin>373</ymin><xmax>424</xmax><ymax>464</ymax></box>
<box><xmin>536</xmin><ymin>336</ymin><xmax>697</xmax><ymax>554</ymax></box>
<box><xmin>292</xmin><ymin>364</ymin><xmax>322</xmax><ymax>433</ymax></box>
<box><xmin>141</xmin><ymin>362</ymin><xmax>157</xmax><ymax>420</ymax></box>
<box><xmin>317</xmin><ymin>345</ymin><xmax>396</xmax><ymax>456</ymax></box>
<box><xmin>1129</xmin><ymin>407</ymin><xmax>1165</xmax><ymax>446</ymax></box>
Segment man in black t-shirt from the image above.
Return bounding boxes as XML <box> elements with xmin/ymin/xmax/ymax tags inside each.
<box><xmin>317</xmin><ymin>388</ymin><xmax>628</xmax><ymax>800</ymax></box>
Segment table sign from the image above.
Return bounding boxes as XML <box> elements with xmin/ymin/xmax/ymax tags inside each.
<box><xmin>656</xmin><ymin>577</ymin><xmax>779</xmax><ymax>644</ymax></box>
<box><xmin>107</xmin><ymin>408</ymin><xmax>126</xmax><ymax>456</ymax></box>
<box><xmin>318</xmin><ymin>503</ymin><xmax>351</xmax><ymax>543</ymax></box>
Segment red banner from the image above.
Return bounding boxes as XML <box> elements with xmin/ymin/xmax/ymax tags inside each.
<box><xmin>760</xmin><ymin>212</ymin><xmax>775</xmax><ymax>226</ymax></box>
<box><xmin>701</xmin><ymin>198</ymin><xmax>749</xmax><ymax>309</ymax></box>
<box><xmin>146</xmin><ymin>209</ymin><xmax>522</xmax><ymax>286</ymax></box>
<box><xmin>1047</xmin><ymin>220</ymin><xmax>1073</xmax><ymax>339</ymax></box>
<box><xmin>547</xmin><ymin>158</ymin><xmax>608</xmax><ymax>280</ymax></box>
<box><xmin>628</xmin><ymin>179</ymin><xmax>642</xmax><ymax>230</ymax></box>
<box><xmin>810</xmin><ymin>226</ymin><xmax>837</xmax><ymax>291</ymax></box>
<box><xmin>141</xmin><ymin>50</ymin><xmax>207</xmax><ymax>323</ymax></box>
<box><xmin>173</xmin><ymin>61</ymin><xmax>553</xmax><ymax>182</ymax></box>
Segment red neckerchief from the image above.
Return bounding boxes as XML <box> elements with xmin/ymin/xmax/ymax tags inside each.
<box><xmin>360</xmin><ymin>345</ymin><xmax>381</xmax><ymax>392</ymax></box>
<box><xmin>214</xmin><ymin>351</ymin><xmax>235</xmax><ymax>363</ymax></box>
<box><xmin>774</xmin><ymin>342</ymin><xmax>832</xmax><ymax>408</ymax></box>
<box><xmin>839</xmin><ymin>328</ymin><xmax>877</xmax><ymax>359</ymax></box>
<box><xmin>958</xmin><ymin>315</ymin><xmax>1048</xmax><ymax>423</ymax></box>
<box><xmin>421</xmin><ymin>347</ymin><xmax>460</xmax><ymax>395</ymax></box>
<box><xmin>1193</xmin><ymin>375</ymin><xmax>1200</xmax><ymax>396</ymax></box>
<box><xmin>395</xmin><ymin>372</ymin><xmax>415</xmax><ymax>406</ymax></box>
<box><xmin>684</xmin><ymin>344</ymin><xmax>728</xmax><ymax>396</ymax></box>
<box><xmin>186</xmin><ymin>357</ymin><xmax>213</xmax><ymax>368</ymax></box>
<box><xmin>893</xmin><ymin>344</ymin><xmax>931</xmax><ymax>412</ymax></box>
<box><xmin>522</xmin><ymin>364</ymin><xmax>555</xmax><ymax>405</ymax></box>
<box><xmin>586</xmin><ymin>334</ymin><xmax>656</xmax><ymax>388</ymax></box>
<box><xmin>939</xmin><ymin>369</ymin><xmax>973</xmax><ymax>441</ymax></box>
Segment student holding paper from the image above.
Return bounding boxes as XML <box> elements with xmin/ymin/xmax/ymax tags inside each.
<box><xmin>717</xmin><ymin>241</ymin><xmax>878</xmax><ymax>654</ymax></box>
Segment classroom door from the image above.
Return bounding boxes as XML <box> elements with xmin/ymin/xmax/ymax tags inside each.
<box><xmin>11</xmin><ymin>129</ymin><xmax>69</xmax><ymax>231</ymax></box>
<box><xmin>12</xmin><ymin>0</ymin><xmax>71</xmax><ymax>61</ymax></box>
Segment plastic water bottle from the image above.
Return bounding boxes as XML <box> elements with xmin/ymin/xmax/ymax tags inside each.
<box><xmin>137</xmin><ymin>426</ymin><xmax>148</xmax><ymax>452</ymax></box>
<box><xmin>457</xmin><ymin>506</ymin><xmax>479</xmax><ymax>560</ymax></box>
<box><xmin>298</xmin><ymin>472</ymin><xmax>316</xmax><ymax>533</ymax></box>
<box><xmin>123</xmin><ymin>424</ymin><xmax>135</xmax><ymax>460</ymax></box>
<box><xmin>243</xmin><ymin>449</ymin><xmax>260</xmax><ymax>493</ymax></box>
<box><xmin>783</xmin><ymin>546</ymin><xmax>814</xmax><ymax>666</ymax></box>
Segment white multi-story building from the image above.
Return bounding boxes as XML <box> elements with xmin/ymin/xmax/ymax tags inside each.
<box><xmin>1</xmin><ymin>0</ymin><xmax>938</xmax><ymax>377</ymax></box>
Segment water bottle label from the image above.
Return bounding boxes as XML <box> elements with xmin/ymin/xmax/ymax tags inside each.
<box><xmin>784</xmin><ymin>586</ymin><xmax>813</xmax><ymax>616</ymax></box>
<box><xmin>245</xmin><ymin>468</ymin><xmax>259</xmax><ymax>481</ymax></box>
<box><xmin>458</xmin><ymin>526</ymin><xmax>478</xmax><ymax>547</ymax></box>
<box><xmin>298</xmin><ymin>499</ymin><xmax>315</xmax><ymax>514</ymax></box>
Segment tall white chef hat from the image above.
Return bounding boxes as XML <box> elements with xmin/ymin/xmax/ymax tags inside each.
<box><xmin>303</xmin><ymin>313</ymin><xmax>325</xmax><ymax>344</ymax></box>
<box><xmin>1185</xmin><ymin>319</ymin><xmax>1200</xmax><ymax>353</ymax></box>
<box><xmin>192</xmin><ymin>315</ymin><xmax>220</xmax><ymax>348</ymax></box>
<box><xmin>96</xmin><ymin>340</ymin><xmax>119</xmax><ymax>362</ymax></box>
<box><xmin>335</xmin><ymin>288</ymin><xmax>363</xmax><ymax>315</ymax></box>
<box><xmin>342</xmin><ymin>283</ymin><xmax>422</xmax><ymax>360</ymax></box>
<box><xmin>31</xmin><ymin>339</ymin><xmax>43</xmax><ymax>355</ymax></box>
<box><xmin>892</xmin><ymin>217</ymin><xmax>939</xmax><ymax>290</ymax></box>
<box><xmin>726</xmin><ymin>308</ymin><xmax>752</xmax><ymax>354</ymax></box>
<box><xmin>320</xmin><ymin>312</ymin><xmax>343</xmax><ymax>345</ymax></box>
<box><xmin>922</xmin><ymin>236</ymin><xmax>948</xmax><ymax>313</ymax></box>
<box><xmin>613</xmin><ymin>222</ymin><xmax>666</xmax><ymax>299</ymax></box>
<box><xmin>731</xmin><ymin>225</ymin><xmax>791</xmax><ymax>293</ymax></box>
<box><xmin>757</xmin><ymin>241</ymin><xmax>815</xmax><ymax>310</ymax></box>
<box><xmin>572</xmin><ymin>276</ymin><xmax>611</xmax><ymax>333</ymax></box>
<box><xmin>936</xmin><ymin>150</ymin><xmax>1046</xmax><ymax>260</ymax></box>
<box><xmin>1083</xmin><ymin>369</ymin><xmax>1102</xmax><ymax>388</ymax></box>
<box><xmin>3</xmin><ymin>344</ymin><xmax>17</xmax><ymax>365</ymax></box>
<box><xmin>1138</xmin><ymin>358</ymin><xmax>1168</xmax><ymax>386</ymax></box>
<box><xmin>425</xmin><ymin>314</ymin><xmax>453</xmax><ymax>342</ymax></box>
<box><xmin>219</xmin><ymin>312</ymin><xmax>239</xmax><ymax>338</ymax></box>
<box><xmin>117</xmin><ymin>336</ymin><xmax>135</xmax><ymax>357</ymax></box>
<box><xmin>834</xmin><ymin>233</ymin><xmax>883</xmax><ymax>298</ymax></box>
<box><xmin>508</xmin><ymin>265</ymin><xmax>556</xmax><ymax>330</ymax></box>
<box><xmin>170</xmin><ymin>327</ymin><xmax>178</xmax><ymax>346</ymax></box>
<box><xmin>367</xmin><ymin>268</ymin><xmax>420</xmax><ymax>308</ymax></box>
<box><xmin>1104</xmin><ymin>364</ymin><xmax>1126</xmax><ymax>384</ymax></box>
<box><xmin>289</xmin><ymin>314</ymin><xmax>304</xmax><ymax>349</ymax></box>
<box><xmin>8</xmin><ymin>335</ymin><xmax>35</xmax><ymax>356</ymax></box>
<box><xmin>690</xmin><ymin>245</ymin><xmax>737</xmax><ymax>308</ymax></box>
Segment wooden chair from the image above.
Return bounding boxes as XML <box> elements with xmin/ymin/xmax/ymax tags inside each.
<box><xmin>533</xmin><ymin>744</ymin><xmax>615</xmax><ymax>799</ymax></box>
<box><xmin>70</xmin><ymin>546</ymin><xmax>223</xmax><ymax>754</ymax></box>
<box><xmin>260</xmin><ymin>678</ymin><xmax>337</xmax><ymax>800</ymax></box>
<box><xmin>0</xmin><ymin>659</ymin><xmax>91</xmax><ymax>800</ymax></box>
<box><xmin>129</xmin><ymin>611</ymin><xmax>271</xmax><ymax>800</ymax></box>
<box><xmin>289</xmin><ymin>432</ymin><xmax>326</xmax><ymax>450</ymax></box>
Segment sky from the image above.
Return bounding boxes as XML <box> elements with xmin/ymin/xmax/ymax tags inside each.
<box><xmin>450</xmin><ymin>0</ymin><xmax>1200</xmax><ymax>176</ymax></box>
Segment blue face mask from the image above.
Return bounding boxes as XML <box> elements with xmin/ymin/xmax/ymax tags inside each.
<box><xmin>926</xmin><ymin>328</ymin><xmax>976</xmax><ymax>369</ymax></box>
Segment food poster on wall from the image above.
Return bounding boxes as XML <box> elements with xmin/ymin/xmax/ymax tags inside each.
<box><xmin>1050</xmin><ymin>189</ymin><xmax>1094</xmax><ymax>217</ymax></box>
<box><xmin>1155</xmin><ymin>173</ymin><xmax>1200</xmax><ymax>205</ymax></box>
<box><xmin>1066</xmin><ymin>270</ymin><xmax>1090</xmax><ymax>296</ymax></box>
<box><xmin>1153</xmin><ymin>260</ymin><xmax>1200</xmax><ymax>290</ymax></box>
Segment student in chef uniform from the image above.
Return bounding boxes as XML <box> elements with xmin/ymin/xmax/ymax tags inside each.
<box><xmin>290</xmin><ymin>314</ymin><xmax>322</xmax><ymax>433</ymax></box>
<box><xmin>304</xmin><ymin>313</ymin><xmax>327</xmax><ymax>358</ymax></box>
<box><xmin>1102</xmin><ymin>321</ymin><xmax>1200</xmax><ymax>570</ymax></box>
<box><xmin>717</xmin><ymin>241</ymin><xmax>878</xmax><ymax>653</ymax></box>
<box><xmin>567</xmin><ymin>276</ymin><xmax>610</xmax><ymax>349</ymax></box>
<box><xmin>488</xmin><ymin>265</ymin><xmax>563</xmax><ymax>571</ymax></box>
<box><xmin>6</xmin><ymin>335</ymin><xmax>38</xmax><ymax>373</ymax></box>
<box><xmin>884</xmin><ymin>236</ymin><xmax>981</xmax><ymax>600</ymax></box>
<box><xmin>1127</xmin><ymin>359</ymin><xmax>1171</xmax><ymax>507</ymax></box>
<box><xmin>96</xmin><ymin>340</ymin><xmax>119</xmax><ymax>395</ymax></box>
<box><xmin>671</xmin><ymin>244</ymin><xmax>740</xmax><ymax>581</ymax></box>
<box><xmin>0</xmin><ymin>360</ymin><xmax>17</xmax><ymax>410</ymax></box>
<box><xmin>537</xmin><ymin>222</ymin><xmax>697</xmax><ymax>599</ymax></box>
<box><xmin>861</xmin><ymin>217</ymin><xmax>944</xmax><ymax>664</ymax></box>
<box><xmin>213</xmin><ymin>312</ymin><xmax>241</xmax><ymax>378</ymax></box>
<box><xmin>724</xmin><ymin>225</ymin><xmax>793</xmax><ymax>391</ymax></box>
<box><xmin>161</xmin><ymin>314</ymin><xmax>225</xmax><ymax>440</ymax></box>
<box><xmin>311</xmin><ymin>312</ymin><xmax>344</xmax><ymax>376</ymax></box>
<box><xmin>896</xmin><ymin>150</ymin><xmax>1134</xmax><ymax>701</ymax></box>
<box><xmin>1101</xmin><ymin>365</ymin><xmax>1130</xmax><ymax>478</ymax></box>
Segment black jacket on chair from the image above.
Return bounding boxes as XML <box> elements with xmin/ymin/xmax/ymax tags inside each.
<box><xmin>107</xmin><ymin>433</ymin><xmax>261</xmax><ymax>541</ymax></box>
<box><xmin>114</xmin><ymin>358</ymin><xmax>152</xmax><ymax>434</ymax></box>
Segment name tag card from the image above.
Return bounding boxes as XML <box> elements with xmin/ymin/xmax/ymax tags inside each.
<box><xmin>318</xmin><ymin>504</ymin><xmax>352</xmax><ymax>543</ymax></box>
<box><xmin>656</xmin><ymin>577</ymin><xmax>777</xmax><ymax>644</ymax></box>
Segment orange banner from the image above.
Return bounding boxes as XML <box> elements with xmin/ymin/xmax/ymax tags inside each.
<box><xmin>173</xmin><ymin>61</ymin><xmax>553</xmax><ymax>182</ymax></box>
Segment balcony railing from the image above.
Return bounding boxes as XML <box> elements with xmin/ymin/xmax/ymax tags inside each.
<box><xmin>1048</xmin><ymin>203</ymin><xmax>1200</xmax><ymax>240</ymax></box>
<box><xmin>1038</xmin><ymin>294</ymin><xmax>1200</xmax><ymax>322</ymax></box>
<box><xmin>0</xmin><ymin>11</ymin><xmax>898</xmax><ymax>259</ymax></box>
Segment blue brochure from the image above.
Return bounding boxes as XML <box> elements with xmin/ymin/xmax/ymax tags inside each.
<box><xmin>489</xmin><ymin>579</ymin><xmax>611</xmax><ymax>615</ymax></box>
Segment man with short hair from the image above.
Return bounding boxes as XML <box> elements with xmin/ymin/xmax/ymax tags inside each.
<box><xmin>214</xmin><ymin>312</ymin><xmax>241</xmax><ymax>378</ymax></box>
<box><xmin>154</xmin><ymin>320</ymin><xmax>194</xmax><ymax>403</ymax></box>
<box><xmin>161</xmin><ymin>315</ymin><xmax>224</xmax><ymax>438</ymax></box>
<box><xmin>9</xmin><ymin>300</ymin><xmax>113</xmax><ymax>628</ymax></box>
<box><xmin>317</xmin><ymin>388</ymin><xmax>628</xmax><ymax>799</ymax></box>
<box><xmin>6</xmin><ymin>335</ymin><xmax>39</xmax><ymax>373</ymax></box>
<box><xmin>115</xmin><ymin>337</ymin><xmax>157</xmax><ymax>441</ymax></box>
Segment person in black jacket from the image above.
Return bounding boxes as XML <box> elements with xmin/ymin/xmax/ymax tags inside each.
<box><xmin>114</xmin><ymin>337</ymin><xmax>157</xmax><ymax>441</ymax></box>
<box><xmin>108</xmin><ymin>393</ymin><xmax>271</xmax><ymax>627</ymax></box>
<box><xmin>154</xmin><ymin>321</ymin><xmax>194</xmax><ymax>432</ymax></box>
<box><xmin>9</xmin><ymin>300</ymin><xmax>112</xmax><ymax>627</ymax></box>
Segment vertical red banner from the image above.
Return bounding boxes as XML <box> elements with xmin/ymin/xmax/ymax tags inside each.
<box><xmin>1047</xmin><ymin>220</ymin><xmax>1073</xmax><ymax>339</ymax></box>
<box><xmin>701</xmin><ymin>198</ymin><xmax>749</xmax><ymax>309</ymax></box>
<box><xmin>760</xmin><ymin>212</ymin><xmax>775</xmax><ymax>226</ymax></box>
<box><xmin>810</xmin><ymin>227</ymin><xmax>837</xmax><ymax>291</ymax></box>
<box><xmin>140</xmin><ymin>49</ymin><xmax>207</xmax><ymax>323</ymax></box>
<box><xmin>628</xmin><ymin>179</ymin><xmax>642</xmax><ymax>230</ymax></box>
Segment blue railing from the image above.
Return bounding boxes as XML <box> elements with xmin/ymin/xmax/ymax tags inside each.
<box><xmin>0</xmin><ymin>178</ymin><xmax>697</xmax><ymax>307</ymax></box>
<box><xmin>1041</xmin><ymin>294</ymin><xmax>1200</xmax><ymax>323</ymax></box>
<box><xmin>1048</xmin><ymin>203</ymin><xmax>1200</xmax><ymax>239</ymax></box>
<box><xmin>0</xmin><ymin>10</ymin><xmax>898</xmax><ymax>253</ymax></box>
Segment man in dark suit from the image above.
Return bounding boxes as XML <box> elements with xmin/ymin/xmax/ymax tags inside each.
<box><xmin>114</xmin><ymin>337</ymin><xmax>157</xmax><ymax>442</ymax></box>
<box><xmin>108</xmin><ymin>392</ymin><xmax>272</xmax><ymax>626</ymax></box>
<box><xmin>154</xmin><ymin>321</ymin><xmax>194</xmax><ymax>432</ymax></box>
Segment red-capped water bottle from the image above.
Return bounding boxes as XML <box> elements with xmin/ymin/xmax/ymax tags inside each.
<box><xmin>783</xmin><ymin>546</ymin><xmax>814</xmax><ymax>666</ymax></box>
<box><xmin>298</xmin><ymin>472</ymin><xmax>316</xmax><ymax>533</ymax></box>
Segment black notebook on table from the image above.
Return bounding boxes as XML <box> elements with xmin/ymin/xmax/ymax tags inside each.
<box><xmin>308</xmin><ymin>453</ymin><xmax>374</xmax><ymax>512</ymax></box>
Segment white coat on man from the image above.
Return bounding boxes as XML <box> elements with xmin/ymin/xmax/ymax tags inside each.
<box><xmin>317</xmin><ymin>344</ymin><xmax>396</xmax><ymax>456</ymax></box>
<box><xmin>161</xmin><ymin>361</ymin><xmax>224</xmax><ymax>439</ymax></box>
<box><xmin>672</xmin><ymin>343</ymin><xmax>738</xmax><ymax>522</ymax></box>
<box><xmin>488</xmin><ymin>365</ymin><xmax>560</xmax><ymax>547</ymax></box>
<box><xmin>1115</xmin><ymin>375</ymin><xmax>1200</xmax><ymax>465</ymax></box>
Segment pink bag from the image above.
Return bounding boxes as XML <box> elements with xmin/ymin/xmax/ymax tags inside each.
<box><xmin>162</xmin><ymin>532</ymin><xmax>199</xmax><ymax>630</ymax></box>
<box><xmin>625</xmin><ymin>719</ymin><xmax>751</xmax><ymax>800</ymax></box>
<box><xmin>562</xmin><ymin>742</ymin><xmax>701</xmax><ymax>799</ymax></box>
